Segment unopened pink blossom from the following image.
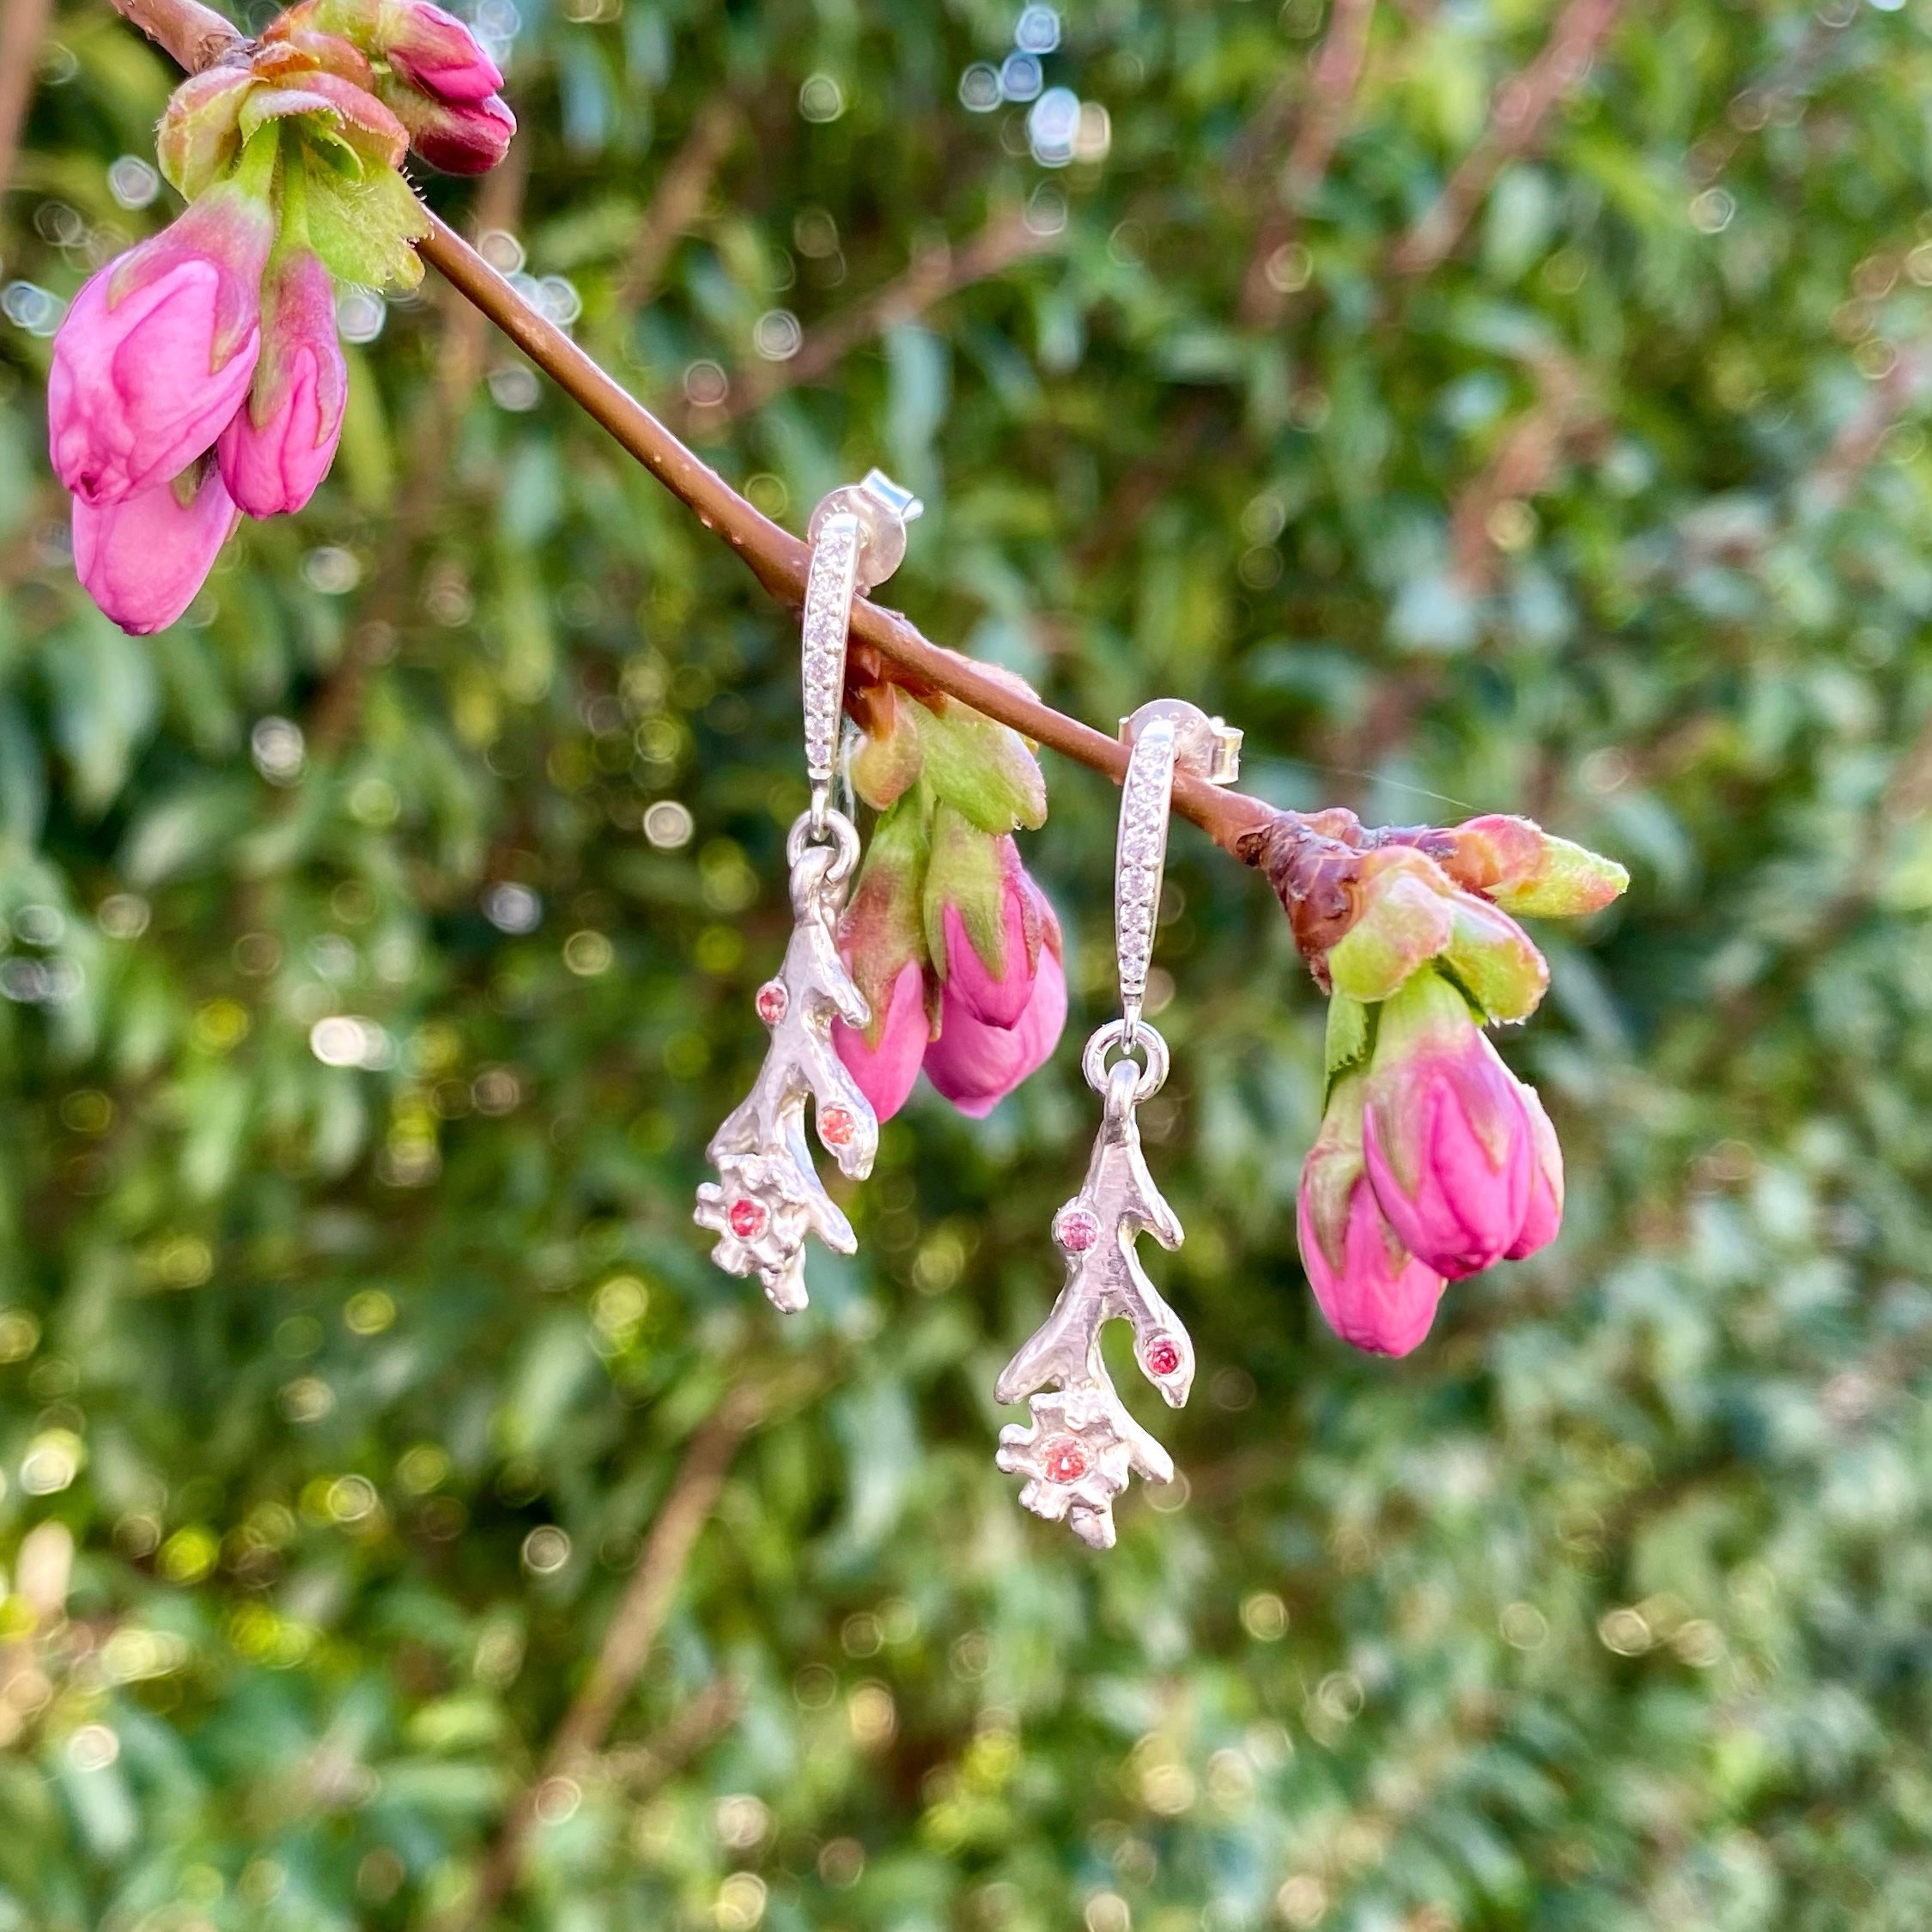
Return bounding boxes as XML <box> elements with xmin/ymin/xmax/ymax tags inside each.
<box><xmin>48</xmin><ymin>184</ymin><xmax>271</xmax><ymax>507</ymax></box>
<box><xmin>1360</xmin><ymin>968</ymin><xmax>1534</xmax><ymax>1279</ymax></box>
<box><xmin>218</xmin><ymin>246</ymin><xmax>346</xmax><ymax>518</ymax></box>
<box><xmin>1504</xmin><ymin>1080</ymin><xmax>1564</xmax><ymax>1261</ymax></box>
<box><xmin>924</xmin><ymin>944</ymin><xmax>1066</xmax><ymax>1119</ymax></box>
<box><xmin>71</xmin><ymin>461</ymin><xmax>240</xmax><ymax>635</ymax></box>
<box><xmin>834</xmin><ymin>959</ymin><xmax>929</xmax><ymax>1123</ymax></box>
<box><xmin>1297</xmin><ymin>1072</ymin><xmax>1447</xmax><ymax>1357</ymax></box>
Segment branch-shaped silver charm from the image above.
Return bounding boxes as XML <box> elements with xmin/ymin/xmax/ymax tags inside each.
<box><xmin>996</xmin><ymin>1053</ymin><xmax>1194</xmax><ymax>1549</ymax></box>
<box><xmin>995</xmin><ymin>699</ymin><xmax>1239</xmax><ymax>1549</ymax></box>
<box><xmin>695</xmin><ymin>814</ymin><xmax>878</xmax><ymax>1312</ymax></box>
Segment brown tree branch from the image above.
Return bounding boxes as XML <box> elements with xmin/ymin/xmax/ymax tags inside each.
<box><xmin>436</xmin><ymin>1387</ymin><xmax>764</xmax><ymax>1932</ymax></box>
<box><xmin>101</xmin><ymin>0</ymin><xmax>1279</xmax><ymax>861</ymax></box>
<box><xmin>612</xmin><ymin>94</ymin><xmax>741</xmax><ymax>317</ymax></box>
<box><xmin>1240</xmin><ymin>0</ymin><xmax>1378</xmax><ymax>328</ymax></box>
<box><xmin>0</xmin><ymin>0</ymin><xmax>55</xmax><ymax>203</ymax></box>
<box><xmin>698</xmin><ymin>208</ymin><xmax>1056</xmax><ymax>428</ymax></box>
<box><xmin>1389</xmin><ymin>0</ymin><xmax>1629</xmax><ymax>277</ymax></box>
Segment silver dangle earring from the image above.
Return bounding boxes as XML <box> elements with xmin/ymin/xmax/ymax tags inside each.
<box><xmin>695</xmin><ymin>470</ymin><xmax>923</xmax><ymax>1312</ymax></box>
<box><xmin>995</xmin><ymin>700</ymin><xmax>1242</xmax><ymax>1548</ymax></box>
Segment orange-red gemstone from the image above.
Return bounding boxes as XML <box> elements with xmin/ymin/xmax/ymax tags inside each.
<box><xmin>1058</xmin><ymin>1208</ymin><xmax>1100</xmax><ymax>1253</ymax></box>
<box><xmin>755</xmin><ymin>981</ymin><xmax>788</xmax><ymax>1024</ymax></box>
<box><xmin>820</xmin><ymin>1105</ymin><xmax>855</xmax><ymax>1147</ymax></box>
<box><xmin>1041</xmin><ymin>1434</ymin><xmax>1088</xmax><ymax>1484</ymax></box>
<box><xmin>1145</xmin><ymin>1336</ymin><xmax>1181</xmax><ymax>1377</ymax></box>
<box><xmin>728</xmin><ymin>1198</ymin><xmax>767</xmax><ymax>1239</ymax></box>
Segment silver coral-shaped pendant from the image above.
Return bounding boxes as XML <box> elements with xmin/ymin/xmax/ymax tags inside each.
<box><xmin>694</xmin><ymin>468</ymin><xmax>922</xmax><ymax>1312</ymax></box>
<box><xmin>996</xmin><ymin>699</ymin><xmax>1241</xmax><ymax>1546</ymax></box>
<box><xmin>696</xmin><ymin>811</ymin><xmax>878</xmax><ymax>1311</ymax></box>
<box><xmin>996</xmin><ymin>1042</ymin><xmax>1193</xmax><ymax>1547</ymax></box>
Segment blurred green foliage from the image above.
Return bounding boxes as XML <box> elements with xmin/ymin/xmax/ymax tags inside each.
<box><xmin>6</xmin><ymin>0</ymin><xmax>1932</xmax><ymax>1927</ymax></box>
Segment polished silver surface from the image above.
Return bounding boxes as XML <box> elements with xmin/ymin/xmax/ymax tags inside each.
<box><xmin>695</xmin><ymin>811</ymin><xmax>878</xmax><ymax>1311</ymax></box>
<box><xmin>799</xmin><ymin>473</ymin><xmax>923</xmax><ymax>834</ymax></box>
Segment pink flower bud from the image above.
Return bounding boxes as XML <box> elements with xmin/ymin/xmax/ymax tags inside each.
<box><xmin>923</xmin><ymin>943</ymin><xmax>1066</xmax><ymax>1119</ymax></box>
<box><xmin>48</xmin><ymin>184</ymin><xmax>271</xmax><ymax>508</ymax></box>
<box><xmin>1504</xmin><ymin>1080</ymin><xmax>1564</xmax><ymax>1260</ymax></box>
<box><xmin>833</xmin><ymin>958</ymin><xmax>929</xmax><ymax>1123</ymax></box>
<box><xmin>937</xmin><ymin>838</ymin><xmax>1059</xmax><ymax>1030</ymax></box>
<box><xmin>71</xmin><ymin>459</ymin><xmax>240</xmax><ymax>635</ymax></box>
<box><xmin>1297</xmin><ymin>1077</ymin><xmax>1447</xmax><ymax>1357</ymax></box>
<box><xmin>1360</xmin><ymin>968</ymin><xmax>1534</xmax><ymax>1279</ymax></box>
<box><xmin>217</xmin><ymin>248</ymin><xmax>346</xmax><ymax>518</ymax></box>
<box><xmin>382</xmin><ymin>82</ymin><xmax>515</xmax><ymax>173</ymax></box>
<box><xmin>380</xmin><ymin>0</ymin><xmax>503</xmax><ymax>100</ymax></box>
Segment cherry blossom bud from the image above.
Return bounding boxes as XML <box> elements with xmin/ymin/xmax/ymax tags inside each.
<box><xmin>925</xmin><ymin>817</ymin><xmax>1057</xmax><ymax>1030</ymax></box>
<box><xmin>834</xmin><ymin>959</ymin><xmax>928</xmax><ymax>1122</ymax></box>
<box><xmin>382</xmin><ymin>82</ymin><xmax>516</xmax><ymax>173</ymax></box>
<box><xmin>1297</xmin><ymin>1073</ymin><xmax>1447</xmax><ymax>1357</ymax></box>
<box><xmin>71</xmin><ymin>459</ymin><xmax>240</xmax><ymax>635</ymax></box>
<box><xmin>217</xmin><ymin>246</ymin><xmax>346</xmax><ymax>518</ymax></box>
<box><xmin>1504</xmin><ymin>1080</ymin><xmax>1565</xmax><ymax>1261</ymax></box>
<box><xmin>1436</xmin><ymin>812</ymin><xmax>1630</xmax><ymax>918</ymax></box>
<box><xmin>379</xmin><ymin>0</ymin><xmax>503</xmax><ymax>100</ymax></box>
<box><xmin>924</xmin><ymin>944</ymin><xmax>1066</xmax><ymax>1119</ymax></box>
<box><xmin>48</xmin><ymin>174</ymin><xmax>272</xmax><ymax>508</ymax></box>
<box><xmin>1361</xmin><ymin>968</ymin><xmax>1534</xmax><ymax>1279</ymax></box>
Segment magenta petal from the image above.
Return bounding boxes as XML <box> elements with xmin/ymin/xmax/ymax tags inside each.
<box><xmin>924</xmin><ymin>947</ymin><xmax>1066</xmax><ymax>1118</ymax></box>
<box><xmin>384</xmin><ymin>0</ymin><xmax>504</xmax><ymax>101</ymax></box>
<box><xmin>1368</xmin><ymin>1051</ymin><xmax>1530</xmax><ymax>1275</ymax></box>
<box><xmin>940</xmin><ymin>892</ymin><xmax>1035</xmax><ymax>1030</ymax></box>
<box><xmin>218</xmin><ymin>249</ymin><xmax>346</xmax><ymax>518</ymax></box>
<box><xmin>1298</xmin><ymin>1172</ymin><xmax>1446</xmax><ymax>1358</ymax></box>
<box><xmin>72</xmin><ymin>465</ymin><xmax>240</xmax><ymax>635</ymax></box>
<box><xmin>51</xmin><ymin>264</ymin><xmax>259</xmax><ymax>507</ymax></box>
<box><xmin>833</xmin><ymin>959</ymin><xmax>927</xmax><ymax>1122</ymax></box>
<box><xmin>1504</xmin><ymin>1080</ymin><xmax>1564</xmax><ymax>1260</ymax></box>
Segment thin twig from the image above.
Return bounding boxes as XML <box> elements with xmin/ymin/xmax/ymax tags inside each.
<box><xmin>1449</xmin><ymin>351</ymin><xmax>1599</xmax><ymax>590</ymax></box>
<box><xmin>1389</xmin><ymin>0</ymin><xmax>1629</xmax><ymax>277</ymax></box>
<box><xmin>1240</xmin><ymin>0</ymin><xmax>1377</xmax><ymax>328</ymax></box>
<box><xmin>599</xmin><ymin>1676</ymin><xmax>742</xmax><ymax>1794</ymax></box>
<box><xmin>438</xmin><ymin>1387</ymin><xmax>764</xmax><ymax>1932</ymax></box>
<box><xmin>0</xmin><ymin>0</ymin><xmax>56</xmax><ymax>203</ymax></box>
<box><xmin>611</xmin><ymin>94</ymin><xmax>741</xmax><ymax>317</ymax></box>
<box><xmin>1803</xmin><ymin>336</ymin><xmax>1932</xmax><ymax>514</ymax></box>
<box><xmin>102</xmin><ymin>0</ymin><xmax>1282</xmax><ymax>860</ymax></box>
<box><xmin>698</xmin><ymin>208</ymin><xmax>1056</xmax><ymax>427</ymax></box>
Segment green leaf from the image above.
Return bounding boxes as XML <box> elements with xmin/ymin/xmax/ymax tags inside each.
<box><xmin>303</xmin><ymin>154</ymin><xmax>428</xmax><ymax>292</ymax></box>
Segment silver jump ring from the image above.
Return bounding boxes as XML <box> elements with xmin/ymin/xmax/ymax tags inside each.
<box><xmin>787</xmin><ymin>806</ymin><xmax>860</xmax><ymax>884</ymax></box>
<box><xmin>1082</xmin><ymin>1018</ymin><xmax>1169</xmax><ymax>1102</ymax></box>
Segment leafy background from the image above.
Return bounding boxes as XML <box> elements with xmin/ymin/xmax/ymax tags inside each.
<box><xmin>5</xmin><ymin>0</ymin><xmax>1932</xmax><ymax>1927</ymax></box>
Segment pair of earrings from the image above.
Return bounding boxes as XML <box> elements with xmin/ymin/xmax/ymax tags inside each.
<box><xmin>694</xmin><ymin>476</ymin><xmax>1243</xmax><ymax>1548</ymax></box>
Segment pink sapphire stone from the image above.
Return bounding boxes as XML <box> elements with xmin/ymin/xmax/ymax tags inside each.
<box><xmin>755</xmin><ymin>981</ymin><xmax>788</xmax><ymax>1024</ymax></box>
<box><xmin>727</xmin><ymin>1198</ymin><xmax>767</xmax><ymax>1240</ymax></box>
<box><xmin>1041</xmin><ymin>1435</ymin><xmax>1089</xmax><ymax>1484</ymax></box>
<box><xmin>1145</xmin><ymin>1336</ymin><xmax>1181</xmax><ymax>1378</ymax></box>
<box><xmin>1058</xmin><ymin>1208</ymin><xmax>1100</xmax><ymax>1254</ymax></box>
<box><xmin>819</xmin><ymin>1105</ymin><xmax>856</xmax><ymax>1148</ymax></box>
